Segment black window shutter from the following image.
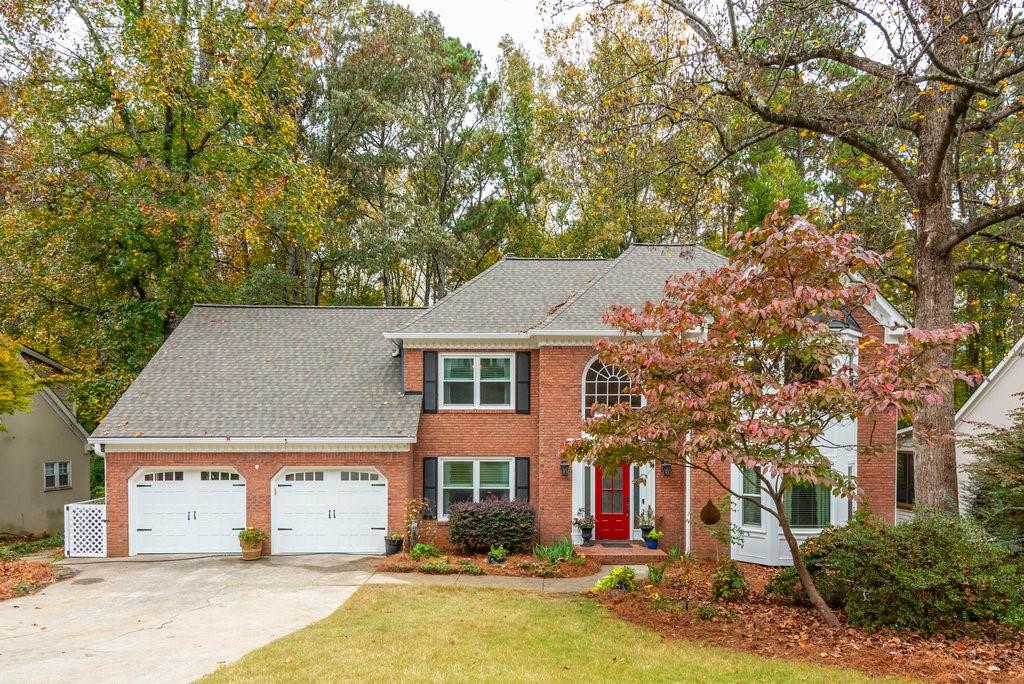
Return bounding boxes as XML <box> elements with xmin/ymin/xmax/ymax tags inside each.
<box><xmin>515</xmin><ymin>457</ymin><xmax>529</xmax><ymax>501</ymax></box>
<box><xmin>422</xmin><ymin>457</ymin><xmax>438</xmax><ymax>518</ymax></box>
<box><xmin>422</xmin><ymin>351</ymin><xmax>438</xmax><ymax>414</ymax></box>
<box><xmin>515</xmin><ymin>351</ymin><xmax>530</xmax><ymax>414</ymax></box>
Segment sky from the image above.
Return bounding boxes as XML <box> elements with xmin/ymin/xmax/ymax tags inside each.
<box><xmin>400</xmin><ymin>1</ymin><xmax>556</xmax><ymax>68</ymax></box>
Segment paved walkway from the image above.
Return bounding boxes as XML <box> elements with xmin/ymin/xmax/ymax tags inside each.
<box><xmin>0</xmin><ymin>555</ymin><xmax>635</xmax><ymax>684</ymax></box>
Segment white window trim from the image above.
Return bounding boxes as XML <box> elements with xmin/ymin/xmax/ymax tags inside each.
<box><xmin>581</xmin><ymin>355</ymin><xmax>645</xmax><ymax>417</ymax></box>
<box><xmin>437</xmin><ymin>457</ymin><xmax>516</xmax><ymax>520</ymax></box>
<box><xmin>438</xmin><ymin>353</ymin><xmax>515</xmax><ymax>410</ymax></box>
<box><xmin>43</xmin><ymin>460</ymin><xmax>72</xmax><ymax>491</ymax></box>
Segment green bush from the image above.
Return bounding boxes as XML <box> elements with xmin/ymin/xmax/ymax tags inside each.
<box><xmin>647</xmin><ymin>560</ymin><xmax>668</xmax><ymax>584</ymax></box>
<box><xmin>710</xmin><ymin>560</ymin><xmax>749</xmax><ymax>602</ymax></box>
<box><xmin>592</xmin><ymin>566</ymin><xmax>638</xmax><ymax>592</ymax></box>
<box><xmin>410</xmin><ymin>542</ymin><xmax>441</xmax><ymax>561</ymax></box>
<box><xmin>419</xmin><ymin>559</ymin><xmax>457</xmax><ymax>574</ymax></box>
<box><xmin>773</xmin><ymin>510</ymin><xmax>1024</xmax><ymax>635</ymax></box>
<box><xmin>448</xmin><ymin>499</ymin><xmax>536</xmax><ymax>553</ymax></box>
<box><xmin>533</xmin><ymin>537</ymin><xmax>574</xmax><ymax>563</ymax></box>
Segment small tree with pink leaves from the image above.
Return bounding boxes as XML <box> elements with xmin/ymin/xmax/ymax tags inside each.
<box><xmin>563</xmin><ymin>206</ymin><xmax>977</xmax><ymax>626</ymax></box>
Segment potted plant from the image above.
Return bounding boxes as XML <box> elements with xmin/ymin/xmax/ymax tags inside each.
<box><xmin>238</xmin><ymin>527</ymin><xmax>268</xmax><ymax>561</ymax></box>
<box><xmin>638</xmin><ymin>506</ymin><xmax>655</xmax><ymax>539</ymax></box>
<box><xmin>645</xmin><ymin>529</ymin><xmax>663</xmax><ymax>550</ymax></box>
<box><xmin>573</xmin><ymin>508</ymin><xmax>595</xmax><ymax>544</ymax></box>
<box><xmin>385</xmin><ymin>532</ymin><xmax>404</xmax><ymax>556</ymax></box>
<box><xmin>487</xmin><ymin>545</ymin><xmax>508</xmax><ymax>564</ymax></box>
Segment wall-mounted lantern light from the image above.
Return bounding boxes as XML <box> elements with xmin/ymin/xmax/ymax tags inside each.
<box><xmin>661</xmin><ymin>460</ymin><xmax>672</xmax><ymax>477</ymax></box>
<box><xmin>560</xmin><ymin>459</ymin><xmax>570</xmax><ymax>477</ymax></box>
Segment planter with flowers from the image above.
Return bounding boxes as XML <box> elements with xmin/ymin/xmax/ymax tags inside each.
<box><xmin>238</xmin><ymin>527</ymin><xmax>269</xmax><ymax>561</ymax></box>
<box><xmin>645</xmin><ymin>529</ymin><xmax>663</xmax><ymax>550</ymax></box>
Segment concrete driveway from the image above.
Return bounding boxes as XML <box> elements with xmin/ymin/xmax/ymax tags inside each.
<box><xmin>0</xmin><ymin>554</ymin><xmax>377</xmax><ymax>683</ymax></box>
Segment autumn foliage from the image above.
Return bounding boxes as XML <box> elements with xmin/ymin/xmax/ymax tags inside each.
<box><xmin>564</xmin><ymin>205</ymin><xmax>978</xmax><ymax>624</ymax></box>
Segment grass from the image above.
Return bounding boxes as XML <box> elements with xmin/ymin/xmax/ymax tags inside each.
<box><xmin>202</xmin><ymin>585</ymin><xmax>887</xmax><ymax>683</ymax></box>
<box><xmin>0</xmin><ymin>534</ymin><xmax>62</xmax><ymax>559</ymax></box>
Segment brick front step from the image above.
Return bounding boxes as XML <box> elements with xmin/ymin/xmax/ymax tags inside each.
<box><xmin>578</xmin><ymin>541</ymin><xmax>668</xmax><ymax>565</ymax></box>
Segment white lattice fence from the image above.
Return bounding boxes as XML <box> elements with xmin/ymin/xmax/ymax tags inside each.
<box><xmin>64</xmin><ymin>498</ymin><xmax>107</xmax><ymax>557</ymax></box>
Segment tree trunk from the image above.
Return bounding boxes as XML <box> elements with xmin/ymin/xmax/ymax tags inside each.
<box><xmin>778</xmin><ymin>514</ymin><xmax>840</xmax><ymax>627</ymax></box>
<box><xmin>912</xmin><ymin>201</ymin><xmax>959</xmax><ymax>511</ymax></box>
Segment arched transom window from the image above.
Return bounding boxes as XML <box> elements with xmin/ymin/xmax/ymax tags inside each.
<box><xmin>583</xmin><ymin>360</ymin><xmax>642</xmax><ymax>417</ymax></box>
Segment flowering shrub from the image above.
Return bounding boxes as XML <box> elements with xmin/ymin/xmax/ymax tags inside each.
<box><xmin>447</xmin><ymin>499</ymin><xmax>536</xmax><ymax>553</ymax></box>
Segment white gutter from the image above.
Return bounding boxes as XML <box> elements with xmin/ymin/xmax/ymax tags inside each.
<box><xmin>88</xmin><ymin>435</ymin><xmax>417</xmax><ymax>447</ymax></box>
<box><xmin>383</xmin><ymin>331</ymin><xmax>529</xmax><ymax>340</ymax></box>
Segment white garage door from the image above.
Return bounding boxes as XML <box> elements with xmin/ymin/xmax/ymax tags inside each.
<box><xmin>130</xmin><ymin>469</ymin><xmax>246</xmax><ymax>554</ymax></box>
<box><xmin>272</xmin><ymin>469</ymin><xmax>387</xmax><ymax>554</ymax></box>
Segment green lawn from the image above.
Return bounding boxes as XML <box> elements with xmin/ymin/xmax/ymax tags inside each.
<box><xmin>202</xmin><ymin>585</ymin><xmax>886</xmax><ymax>683</ymax></box>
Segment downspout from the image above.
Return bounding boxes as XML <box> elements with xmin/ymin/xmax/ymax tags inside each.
<box><xmin>684</xmin><ymin>463</ymin><xmax>692</xmax><ymax>556</ymax></box>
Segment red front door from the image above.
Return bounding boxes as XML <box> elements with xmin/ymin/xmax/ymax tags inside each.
<box><xmin>595</xmin><ymin>464</ymin><xmax>630</xmax><ymax>539</ymax></box>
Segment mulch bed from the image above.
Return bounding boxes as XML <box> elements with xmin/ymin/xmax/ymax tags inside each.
<box><xmin>0</xmin><ymin>559</ymin><xmax>65</xmax><ymax>600</ymax></box>
<box><xmin>378</xmin><ymin>552</ymin><xmax>601</xmax><ymax>578</ymax></box>
<box><xmin>597</xmin><ymin>559</ymin><xmax>1024</xmax><ymax>683</ymax></box>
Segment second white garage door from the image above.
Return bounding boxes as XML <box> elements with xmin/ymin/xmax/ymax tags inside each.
<box><xmin>272</xmin><ymin>469</ymin><xmax>387</xmax><ymax>554</ymax></box>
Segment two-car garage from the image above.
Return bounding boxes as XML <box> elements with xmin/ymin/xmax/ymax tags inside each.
<box><xmin>128</xmin><ymin>467</ymin><xmax>388</xmax><ymax>556</ymax></box>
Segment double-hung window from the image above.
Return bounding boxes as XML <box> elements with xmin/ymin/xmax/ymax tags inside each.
<box><xmin>439</xmin><ymin>459</ymin><xmax>513</xmax><ymax>518</ymax></box>
<box><xmin>44</xmin><ymin>461</ymin><xmax>71</xmax><ymax>490</ymax></box>
<box><xmin>740</xmin><ymin>467</ymin><xmax>762</xmax><ymax>526</ymax></box>
<box><xmin>785</xmin><ymin>482</ymin><xmax>832</xmax><ymax>528</ymax></box>
<box><xmin>440</xmin><ymin>355</ymin><xmax>513</xmax><ymax>409</ymax></box>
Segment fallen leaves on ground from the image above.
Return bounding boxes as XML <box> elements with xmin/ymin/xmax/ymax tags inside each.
<box><xmin>598</xmin><ymin>560</ymin><xmax>1024</xmax><ymax>684</ymax></box>
<box><xmin>377</xmin><ymin>552</ymin><xmax>601</xmax><ymax>578</ymax></box>
<box><xmin>0</xmin><ymin>559</ymin><xmax>58</xmax><ymax>600</ymax></box>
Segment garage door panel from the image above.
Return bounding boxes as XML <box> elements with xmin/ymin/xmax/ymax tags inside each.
<box><xmin>131</xmin><ymin>470</ymin><xmax>246</xmax><ymax>555</ymax></box>
<box><xmin>273</xmin><ymin>469</ymin><xmax>387</xmax><ymax>554</ymax></box>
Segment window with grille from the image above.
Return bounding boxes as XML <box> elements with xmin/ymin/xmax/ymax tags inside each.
<box><xmin>201</xmin><ymin>471</ymin><xmax>240</xmax><ymax>481</ymax></box>
<box><xmin>583</xmin><ymin>360</ymin><xmax>642</xmax><ymax>417</ymax></box>
<box><xmin>143</xmin><ymin>471</ymin><xmax>183</xmax><ymax>482</ymax></box>
<box><xmin>284</xmin><ymin>471</ymin><xmax>324</xmax><ymax>482</ymax></box>
<box><xmin>43</xmin><ymin>461</ymin><xmax>71</xmax><ymax>490</ymax></box>
<box><xmin>740</xmin><ymin>467</ymin><xmax>762</xmax><ymax>526</ymax></box>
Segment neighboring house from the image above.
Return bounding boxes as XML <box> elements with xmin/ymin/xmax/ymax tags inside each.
<box><xmin>0</xmin><ymin>347</ymin><xmax>90</xmax><ymax>536</ymax></box>
<box><xmin>896</xmin><ymin>335</ymin><xmax>1024</xmax><ymax>518</ymax></box>
<box><xmin>954</xmin><ymin>334</ymin><xmax>1024</xmax><ymax>514</ymax></box>
<box><xmin>88</xmin><ymin>244</ymin><xmax>907</xmax><ymax>565</ymax></box>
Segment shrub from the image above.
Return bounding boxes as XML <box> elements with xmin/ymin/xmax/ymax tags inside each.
<box><xmin>487</xmin><ymin>545</ymin><xmax>508</xmax><ymax>563</ymax></box>
<box><xmin>447</xmin><ymin>499</ymin><xmax>536</xmax><ymax>553</ymax></box>
<box><xmin>410</xmin><ymin>542</ymin><xmax>441</xmax><ymax>561</ymax></box>
<box><xmin>782</xmin><ymin>509</ymin><xmax>1024</xmax><ymax>634</ymax></box>
<box><xmin>710</xmin><ymin>560</ymin><xmax>749</xmax><ymax>602</ymax></box>
<box><xmin>592</xmin><ymin>566</ymin><xmax>638</xmax><ymax>592</ymax></box>
<box><xmin>419</xmin><ymin>559</ymin><xmax>457</xmax><ymax>575</ymax></box>
<box><xmin>455</xmin><ymin>559</ymin><xmax>483</xmax><ymax>575</ymax></box>
<box><xmin>696</xmin><ymin>604</ymin><xmax>718</xmax><ymax>620</ymax></box>
<box><xmin>533</xmin><ymin>537</ymin><xmax>574</xmax><ymax>563</ymax></box>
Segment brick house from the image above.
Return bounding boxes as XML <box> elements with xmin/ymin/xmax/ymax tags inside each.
<box><xmin>88</xmin><ymin>244</ymin><xmax>908</xmax><ymax>565</ymax></box>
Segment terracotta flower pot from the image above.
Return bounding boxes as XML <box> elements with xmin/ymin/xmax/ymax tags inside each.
<box><xmin>240</xmin><ymin>541</ymin><xmax>263</xmax><ymax>561</ymax></box>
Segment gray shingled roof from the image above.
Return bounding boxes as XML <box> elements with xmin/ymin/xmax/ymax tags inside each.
<box><xmin>537</xmin><ymin>244</ymin><xmax>727</xmax><ymax>332</ymax></box>
<box><xmin>93</xmin><ymin>305</ymin><xmax>423</xmax><ymax>440</ymax></box>
<box><xmin>392</xmin><ymin>244</ymin><xmax>727</xmax><ymax>336</ymax></box>
<box><xmin>392</xmin><ymin>258</ymin><xmax>609</xmax><ymax>334</ymax></box>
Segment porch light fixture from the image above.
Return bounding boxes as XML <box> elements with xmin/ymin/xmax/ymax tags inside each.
<box><xmin>560</xmin><ymin>459</ymin><xmax>570</xmax><ymax>477</ymax></box>
<box><xmin>661</xmin><ymin>460</ymin><xmax>672</xmax><ymax>477</ymax></box>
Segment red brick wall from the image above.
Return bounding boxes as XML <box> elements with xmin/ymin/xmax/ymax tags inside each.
<box><xmin>104</xmin><ymin>450</ymin><xmax>413</xmax><ymax>557</ymax></box>
<box><xmin>404</xmin><ymin>348</ymin><xmax>423</xmax><ymax>394</ymax></box>
<box><xmin>410</xmin><ymin>349</ymin><xmax>540</xmax><ymax>543</ymax></box>
<box><xmin>653</xmin><ymin>461</ymin><xmax>687</xmax><ymax>553</ymax></box>
<box><xmin>687</xmin><ymin>464</ymin><xmax>733</xmax><ymax>559</ymax></box>
<box><xmin>852</xmin><ymin>307</ymin><xmax>898</xmax><ymax>523</ymax></box>
<box><xmin>536</xmin><ymin>346</ymin><xmax>595</xmax><ymax>542</ymax></box>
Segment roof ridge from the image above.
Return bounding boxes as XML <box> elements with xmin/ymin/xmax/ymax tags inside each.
<box><xmin>504</xmin><ymin>256</ymin><xmax>609</xmax><ymax>262</ymax></box>
<box><xmin>534</xmin><ymin>249</ymin><xmax>631</xmax><ymax>330</ymax></box>
<box><xmin>388</xmin><ymin>256</ymin><xmax>511</xmax><ymax>334</ymax></box>
<box><xmin>193</xmin><ymin>304</ymin><xmax>426</xmax><ymax>310</ymax></box>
